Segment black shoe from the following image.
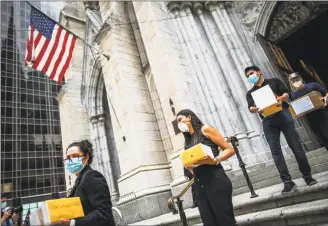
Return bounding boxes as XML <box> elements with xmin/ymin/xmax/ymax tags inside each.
<box><xmin>191</xmin><ymin>203</ymin><xmax>198</xmax><ymax>208</ymax></box>
<box><xmin>281</xmin><ymin>181</ymin><xmax>297</xmax><ymax>194</ymax></box>
<box><xmin>304</xmin><ymin>176</ymin><xmax>317</xmax><ymax>186</ymax></box>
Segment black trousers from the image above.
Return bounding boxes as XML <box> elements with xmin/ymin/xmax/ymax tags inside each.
<box><xmin>307</xmin><ymin>110</ymin><xmax>328</xmax><ymax>149</ymax></box>
<box><xmin>262</xmin><ymin>109</ymin><xmax>312</xmax><ymax>183</ymax></box>
<box><xmin>194</xmin><ymin>165</ymin><xmax>236</xmax><ymax>226</ymax></box>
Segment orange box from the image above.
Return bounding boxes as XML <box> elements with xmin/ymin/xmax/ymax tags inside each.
<box><xmin>180</xmin><ymin>144</ymin><xmax>214</xmax><ymax>167</ymax></box>
<box><xmin>289</xmin><ymin>91</ymin><xmax>325</xmax><ymax>119</ymax></box>
<box><xmin>261</xmin><ymin>103</ymin><xmax>283</xmax><ymax>117</ymax></box>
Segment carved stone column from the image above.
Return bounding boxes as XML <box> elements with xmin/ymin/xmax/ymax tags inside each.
<box><xmin>98</xmin><ymin>116</ymin><xmax>119</xmax><ymax>201</ymax></box>
<box><xmin>167</xmin><ymin>2</ymin><xmax>214</xmax><ymax>125</ymax></box>
<box><xmin>221</xmin><ymin>2</ymin><xmax>253</xmax><ymax>68</ymax></box>
<box><xmin>195</xmin><ymin>2</ymin><xmax>265</xmax><ymax>156</ymax></box>
<box><xmin>168</xmin><ymin>2</ymin><xmax>223</xmax><ymax>132</ymax></box>
<box><xmin>89</xmin><ymin>116</ymin><xmax>119</xmax><ymax>201</ymax></box>
<box><xmin>83</xmin><ymin>1</ymin><xmax>102</xmax><ymax>31</ymax></box>
<box><xmin>180</xmin><ymin>2</ymin><xmax>236</xmax><ymax>136</ymax></box>
<box><xmin>193</xmin><ymin>3</ymin><xmax>265</xmax><ymax>159</ymax></box>
<box><xmin>90</xmin><ymin>117</ymin><xmax>101</xmax><ymax>173</ymax></box>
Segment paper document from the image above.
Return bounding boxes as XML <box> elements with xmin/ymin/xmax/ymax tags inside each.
<box><xmin>251</xmin><ymin>85</ymin><xmax>278</xmax><ymax>110</ymax></box>
<box><xmin>291</xmin><ymin>96</ymin><xmax>314</xmax><ymax>115</ymax></box>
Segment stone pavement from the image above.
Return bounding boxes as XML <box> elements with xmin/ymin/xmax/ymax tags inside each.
<box><xmin>130</xmin><ymin>171</ymin><xmax>328</xmax><ymax>226</ymax></box>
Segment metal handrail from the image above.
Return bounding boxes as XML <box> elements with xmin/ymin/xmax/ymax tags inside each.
<box><xmin>168</xmin><ymin>177</ymin><xmax>194</xmax><ymax>214</ymax></box>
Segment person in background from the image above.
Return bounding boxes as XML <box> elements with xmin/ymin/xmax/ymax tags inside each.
<box><xmin>1</xmin><ymin>209</ymin><xmax>20</xmax><ymax>226</ymax></box>
<box><xmin>177</xmin><ymin>109</ymin><xmax>236</xmax><ymax>226</ymax></box>
<box><xmin>51</xmin><ymin>140</ymin><xmax>115</xmax><ymax>226</ymax></box>
<box><xmin>245</xmin><ymin>66</ymin><xmax>317</xmax><ymax>194</ymax></box>
<box><xmin>289</xmin><ymin>72</ymin><xmax>328</xmax><ymax>149</ymax></box>
<box><xmin>183</xmin><ymin>167</ymin><xmax>197</xmax><ymax>208</ymax></box>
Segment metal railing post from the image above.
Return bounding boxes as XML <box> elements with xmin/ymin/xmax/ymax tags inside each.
<box><xmin>228</xmin><ymin>136</ymin><xmax>259</xmax><ymax>198</ymax></box>
<box><xmin>176</xmin><ymin>198</ymin><xmax>188</xmax><ymax>226</ymax></box>
<box><xmin>168</xmin><ymin>178</ymin><xmax>194</xmax><ymax>225</ymax></box>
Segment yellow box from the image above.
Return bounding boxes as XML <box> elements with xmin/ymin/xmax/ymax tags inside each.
<box><xmin>30</xmin><ymin>197</ymin><xmax>84</xmax><ymax>225</ymax></box>
<box><xmin>289</xmin><ymin>91</ymin><xmax>325</xmax><ymax>119</ymax></box>
<box><xmin>261</xmin><ymin>103</ymin><xmax>283</xmax><ymax>117</ymax></box>
<box><xmin>179</xmin><ymin>144</ymin><xmax>214</xmax><ymax>167</ymax></box>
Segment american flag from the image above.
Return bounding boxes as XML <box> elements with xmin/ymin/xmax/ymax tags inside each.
<box><xmin>25</xmin><ymin>6</ymin><xmax>77</xmax><ymax>84</ymax></box>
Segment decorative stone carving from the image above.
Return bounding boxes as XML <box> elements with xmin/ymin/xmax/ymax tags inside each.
<box><xmin>238</xmin><ymin>2</ymin><xmax>265</xmax><ymax>33</ymax></box>
<box><xmin>83</xmin><ymin>1</ymin><xmax>99</xmax><ymax>11</ymax></box>
<box><xmin>166</xmin><ymin>1</ymin><xmax>180</xmax><ymax>12</ymax></box>
<box><xmin>204</xmin><ymin>1</ymin><xmax>217</xmax><ymax>12</ymax></box>
<box><xmin>268</xmin><ymin>2</ymin><xmax>311</xmax><ymax>41</ymax></box>
<box><xmin>192</xmin><ymin>1</ymin><xmax>204</xmax><ymax>13</ymax></box>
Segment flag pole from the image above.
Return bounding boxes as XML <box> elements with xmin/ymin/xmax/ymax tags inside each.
<box><xmin>25</xmin><ymin>1</ymin><xmax>110</xmax><ymax>60</ymax></box>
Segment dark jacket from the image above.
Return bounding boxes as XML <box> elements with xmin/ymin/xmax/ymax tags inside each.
<box><xmin>68</xmin><ymin>165</ymin><xmax>116</xmax><ymax>226</ymax></box>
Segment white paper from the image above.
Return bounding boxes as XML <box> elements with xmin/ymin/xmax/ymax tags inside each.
<box><xmin>251</xmin><ymin>85</ymin><xmax>278</xmax><ymax>110</ymax></box>
<box><xmin>291</xmin><ymin>96</ymin><xmax>314</xmax><ymax>115</ymax></box>
<box><xmin>201</xmin><ymin>144</ymin><xmax>214</xmax><ymax>158</ymax></box>
<box><xmin>29</xmin><ymin>203</ymin><xmax>50</xmax><ymax>226</ymax></box>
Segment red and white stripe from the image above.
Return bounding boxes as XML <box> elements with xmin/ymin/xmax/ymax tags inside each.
<box><xmin>25</xmin><ymin>24</ymin><xmax>77</xmax><ymax>84</ymax></box>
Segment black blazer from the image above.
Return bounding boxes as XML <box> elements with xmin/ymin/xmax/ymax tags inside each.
<box><xmin>68</xmin><ymin>165</ymin><xmax>116</xmax><ymax>226</ymax></box>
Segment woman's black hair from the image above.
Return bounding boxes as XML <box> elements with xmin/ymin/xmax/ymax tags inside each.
<box><xmin>66</xmin><ymin>140</ymin><xmax>93</xmax><ymax>165</ymax></box>
<box><xmin>176</xmin><ymin>109</ymin><xmax>204</xmax><ymax>149</ymax></box>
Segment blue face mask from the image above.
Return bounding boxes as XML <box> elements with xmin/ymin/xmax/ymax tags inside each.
<box><xmin>248</xmin><ymin>73</ymin><xmax>259</xmax><ymax>84</ymax></box>
<box><xmin>1</xmin><ymin>202</ymin><xmax>7</xmax><ymax>209</ymax></box>
<box><xmin>66</xmin><ymin>157</ymin><xmax>85</xmax><ymax>174</ymax></box>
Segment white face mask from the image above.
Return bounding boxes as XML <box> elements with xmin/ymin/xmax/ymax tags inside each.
<box><xmin>178</xmin><ymin>122</ymin><xmax>189</xmax><ymax>133</ymax></box>
<box><xmin>293</xmin><ymin>81</ymin><xmax>303</xmax><ymax>88</ymax></box>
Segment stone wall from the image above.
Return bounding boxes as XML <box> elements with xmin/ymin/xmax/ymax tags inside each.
<box><xmin>57</xmin><ymin>4</ymin><xmax>90</xmax><ymax>190</ymax></box>
<box><xmin>94</xmin><ymin>1</ymin><xmax>173</xmax><ymax>219</ymax></box>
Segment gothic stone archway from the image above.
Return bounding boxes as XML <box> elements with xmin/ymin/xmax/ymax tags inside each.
<box><xmin>86</xmin><ymin>57</ymin><xmax>121</xmax><ymax>201</ymax></box>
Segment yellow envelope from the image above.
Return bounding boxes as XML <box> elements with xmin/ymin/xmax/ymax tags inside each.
<box><xmin>47</xmin><ymin>197</ymin><xmax>84</xmax><ymax>222</ymax></box>
<box><xmin>30</xmin><ymin>197</ymin><xmax>84</xmax><ymax>225</ymax></box>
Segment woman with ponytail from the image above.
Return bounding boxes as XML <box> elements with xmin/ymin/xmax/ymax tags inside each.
<box><xmin>177</xmin><ymin>109</ymin><xmax>236</xmax><ymax>226</ymax></box>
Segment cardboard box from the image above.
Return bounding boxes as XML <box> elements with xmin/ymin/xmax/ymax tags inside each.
<box><xmin>251</xmin><ymin>85</ymin><xmax>283</xmax><ymax>117</ymax></box>
<box><xmin>179</xmin><ymin>144</ymin><xmax>214</xmax><ymax>167</ymax></box>
<box><xmin>289</xmin><ymin>91</ymin><xmax>325</xmax><ymax>119</ymax></box>
<box><xmin>29</xmin><ymin>197</ymin><xmax>84</xmax><ymax>226</ymax></box>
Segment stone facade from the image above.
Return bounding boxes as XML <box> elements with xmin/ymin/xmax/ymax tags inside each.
<box><xmin>57</xmin><ymin>1</ymin><xmax>327</xmax><ymax>222</ymax></box>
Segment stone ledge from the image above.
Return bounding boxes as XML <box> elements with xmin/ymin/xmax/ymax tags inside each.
<box><xmin>118</xmin><ymin>162</ymin><xmax>171</xmax><ymax>182</ymax></box>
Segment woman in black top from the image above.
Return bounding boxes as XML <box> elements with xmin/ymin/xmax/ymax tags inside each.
<box><xmin>51</xmin><ymin>140</ymin><xmax>115</xmax><ymax>226</ymax></box>
<box><xmin>177</xmin><ymin>109</ymin><xmax>236</xmax><ymax>226</ymax></box>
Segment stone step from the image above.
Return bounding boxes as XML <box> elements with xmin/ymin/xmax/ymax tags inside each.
<box><xmin>233</xmin><ymin>174</ymin><xmax>328</xmax><ymax>216</ymax></box>
<box><xmin>231</xmin><ymin>150</ymin><xmax>328</xmax><ymax>196</ymax></box>
<box><xmin>194</xmin><ymin>198</ymin><xmax>328</xmax><ymax>226</ymax></box>
<box><xmin>229</xmin><ymin>147</ymin><xmax>327</xmax><ymax>182</ymax></box>
<box><xmin>232</xmin><ymin>153</ymin><xmax>328</xmax><ymax>193</ymax></box>
<box><xmin>129</xmin><ymin>172</ymin><xmax>328</xmax><ymax>226</ymax></box>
